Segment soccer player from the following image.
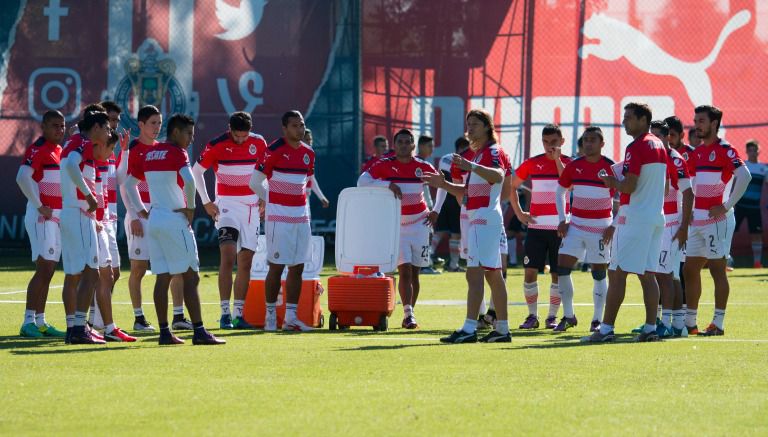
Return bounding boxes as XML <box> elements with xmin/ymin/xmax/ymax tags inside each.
<box><xmin>664</xmin><ymin>116</ymin><xmax>695</xmax><ymax>161</ymax></box>
<box><xmin>249</xmin><ymin>110</ymin><xmax>315</xmax><ymax>332</ymax></box>
<box><xmin>582</xmin><ymin>102</ymin><xmax>668</xmax><ymax>343</ymax></box>
<box><xmin>358</xmin><ymin>129</ymin><xmax>438</xmax><ymax>329</ymax></box>
<box><xmin>424</xmin><ymin>109</ymin><xmax>512</xmax><ymax>343</ymax></box>
<box><xmin>688</xmin><ymin>127</ymin><xmax>702</xmax><ymax>147</ymax></box>
<box><xmin>510</xmin><ymin>124</ymin><xmax>571</xmax><ymax>329</ymax></box>
<box><xmin>125</xmin><ymin>114</ymin><xmax>224</xmax><ymax>345</ymax></box>
<box><xmin>553</xmin><ymin>126</ymin><xmax>615</xmax><ymax>333</ymax></box>
<box><xmin>101</xmin><ymin>101</ymin><xmax>125</xmax><ymax>287</ymax></box>
<box><xmin>302</xmin><ymin>128</ymin><xmax>330</xmax><ymax>209</ymax></box>
<box><xmin>416</xmin><ymin>135</ymin><xmax>441</xmax><ymax>275</ymax></box>
<box><xmin>16</xmin><ymin>110</ymin><xmax>67</xmax><ymax>338</ymax></box>
<box><xmin>192</xmin><ymin>111</ymin><xmax>268</xmax><ymax>329</ymax></box>
<box><xmin>683</xmin><ymin>105</ymin><xmax>752</xmax><ymax>336</ymax></box>
<box><xmin>60</xmin><ymin>110</ymin><xmax>114</xmax><ymax>344</ymax></box>
<box><xmin>361</xmin><ymin>135</ymin><xmax>393</xmax><ymax>173</ymax></box>
<box><xmin>735</xmin><ymin>140</ymin><xmax>767</xmax><ymax>268</ymax></box>
<box><xmin>431</xmin><ymin>136</ymin><xmax>469</xmax><ymax>272</ymax></box>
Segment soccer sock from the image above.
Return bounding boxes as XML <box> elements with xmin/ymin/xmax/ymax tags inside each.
<box><xmin>712</xmin><ymin>308</ymin><xmax>726</xmax><ymax>330</ymax></box>
<box><xmin>133</xmin><ymin>307</ymin><xmax>144</xmax><ymax>318</ymax></box>
<box><xmin>66</xmin><ymin>314</ymin><xmax>75</xmax><ymax>328</ymax></box>
<box><xmin>548</xmin><ymin>283</ymin><xmax>561</xmax><ymax>318</ymax></box>
<box><xmin>496</xmin><ymin>319</ymin><xmax>509</xmax><ymax>335</ymax></box>
<box><xmin>507</xmin><ymin>239</ymin><xmax>516</xmax><ymax>265</ymax></box>
<box><xmin>430</xmin><ymin>235</ymin><xmax>440</xmax><ymax>255</ymax></box>
<box><xmin>193</xmin><ymin>321</ymin><xmax>205</xmax><ymax>333</ymax></box>
<box><xmin>461</xmin><ymin>318</ymin><xmax>478</xmax><ymax>333</ymax></box>
<box><xmin>523</xmin><ymin>282</ymin><xmax>538</xmax><ymax>316</ymax></box>
<box><xmin>592</xmin><ymin>278</ymin><xmax>607</xmax><ymax>321</ymax></box>
<box><xmin>449</xmin><ymin>240</ymin><xmax>460</xmax><ymax>269</ymax></box>
<box><xmin>74</xmin><ymin>311</ymin><xmax>87</xmax><ymax>327</ymax></box>
<box><xmin>285</xmin><ymin>303</ymin><xmax>298</xmax><ymax>321</ymax></box>
<box><xmin>88</xmin><ymin>304</ymin><xmax>96</xmax><ymax>322</ymax></box>
<box><xmin>753</xmin><ymin>241</ymin><xmax>763</xmax><ymax>264</ymax></box>
<box><xmin>672</xmin><ymin>309</ymin><xmax>686</xmax><ymax>330</ymax></box>
<box><xmin>220</xmin><ymin>300</ymin><xmax>231</xmax><ymax>316</ymax></box>
<box><xmin>478</xmin><ymin>299</ymin><xmax>487</xmax><ymax>317</ymax></box>
<box><xmin>266</xmin><ymin>302</ymin><xmax>277</xmax><ymax>318</ymax></box>
<box><xmin>657</xmin><ymin>304</ymin><xmax>662</xmax><ymax>321</ymax></box>
<box><xmin>35</xmin><ymin>312</ymin><xmax>46</xmax><ymax>328</ymax></box>
<box><xmin>643</xmin><ymin>323</ymin><xmax>656</xmax><ymax>334</ymax></box>
<box><xmin>173</xmin><ymin>306</ymin><xmax>184</xmax><ymax>317</ymax></box>
<box><xmin>685</xmin><ymin>308</ymin><xmax>698</xmax><ymax>328</ymax></box>
<box><xmin>105</xmin><ymin>323</ymin><xmax>115</xmax><ymax>334</ymax></box>
<box><xmin>488</xmin><ymin>296</ymin><xmax>495</xmax><ymax>311</ymax></box>
<box><xmin>403</xmin><ymin>304</ymin><xmax>413</xmax><ymax>317</ymax></box>
<box><xmin>159</xmin><ymin>322</ymin><xmax>170</xmax><ymax>334</ymax></box>
<box><xmin>599</xmin><ymin>322</ymin><xmax>614</xmax><ymax>335</ymax></box>
<box><xmin>559</xmin><ymin>273</ymin><xmax>575</xmax><ymax>318</ymax></box>
<box><xmin>23</xmin><ymin>309</ymin><xmax>35</xmax><ymax>325</ymax></box>
<box><xmin>661</xmin><ymin>309</ymin><xmax>672</xmax><ymax>328</ymax></box>
<box><xmin>233</xmin><ymin>299</ymin><xmax>245</xmax><ymax>318</ymax></box>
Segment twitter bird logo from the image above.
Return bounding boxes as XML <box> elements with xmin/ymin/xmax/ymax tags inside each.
<box><xmin>215</xmin><ymin>0</ymin><xmax>267</xmax><ymax>41</ymax></box>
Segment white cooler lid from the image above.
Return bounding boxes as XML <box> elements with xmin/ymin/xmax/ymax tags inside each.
<box><xmin>250</xmin><ymin>235</ymin><xmax>325</xmax><ymax>280</ymax></box>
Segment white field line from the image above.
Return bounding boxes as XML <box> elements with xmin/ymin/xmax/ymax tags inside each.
<box><xmin>0</xmin><ymin>285</ymin><xmax>63</xmax><ymax>295</ymax></box>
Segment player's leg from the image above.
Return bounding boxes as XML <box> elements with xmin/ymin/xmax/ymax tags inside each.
<box><xmin>30</xmin><ymin>218</ymin><xmax>61</xmax><ymax>333</ymax></box>
<box><xmin>153</xmin><ymin>273</ymin><xmax>179</xmax><ymax>344</ymax></box>
<box><xmin>553</xmin><ymin>253</ymin><xmax>579</xmax><ymax>332</ymax></box>
<box><xmin>399</xmin><ymin>263</ymin><xmax>416</xmax><ymax>328</ymax></box>
<box><xmin>283</xmin><ymin>263</ymin><xmax>308</xmax><ymax>331</ymax></box>
<box><xmin>170</xmin><ymin>275</ymin><xmax>192</xmax><ymax>330</ymax></box>
<box><xmin>20</xmin><ymin>257</ymin><xmax>57</xmax><ymax>337</ymax></box>
<box><xmin>703</xmin><ymin>258</ymin><xmax>729</xmax><ymax>335</ymax></box>
<box><xmin>231</xmin><ymin>248</ymin><xmax>255</xmax><ymax>329</ymax></box>
<box><xmin>519</xmin><ymin>229</ymin><xmax>546</xmax><ymax>328</ymax></box>
<box><xmin>128</xmin><ymin>259</ymin><xmax>152</xmax><ymax>331</ymax></box>
<box><xmin>747</xmin><ymin>208</ymin><xmax>764</xmax><ymax>267</ymax></box>
<box><xmin>217</xmin><ymin>227</ymin><xmax>238</xmax><ymax>327</ymax></box>
<box><xmin>544</xmin><ymin>231</ymin><xmax>562</xmax><ymax>328</ymax></box>
<box><xmin>590</xmin><ymin>266</ymin><xmax>608</xmax><ymax>332</ymax></box>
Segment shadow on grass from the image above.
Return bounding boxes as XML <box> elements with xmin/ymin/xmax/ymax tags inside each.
<box><xmin>335</xmin><ymin>343</ymin><xmax>443</xmax><ymax>352</ymax></box>
<box><xmin>10</xmin><ymin>344</ymin><xmax>135</xmax><ymax>355</ymax></box>
<box><xmin>504</xmin><ymin>333</ymin><xmax>638</xmax><ymax>350</ymax></box>
<box><xmin>0</xmin><ymin>336</ymin><xmax>63</xmax><ymax>350</ymax></box>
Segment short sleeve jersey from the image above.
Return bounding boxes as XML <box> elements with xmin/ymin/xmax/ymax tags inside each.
<box><xmin>466</xmin><ymin>143</ymin><xmax>511</xmax><ymax>212</ymax></box>
<box><xmin>618</xmin><ymin>132</ymin><xmax>668</xmax><ymax>225</ymax></box>
<box><xmin>368</xmin><ymin>156</ymin><xmax>437</xmax><ymax>226</ymax></box>
<box><xmin>132</xmin><ymin>142</ymin><xmax>190</xmax><ymax>211</ymax></box>
<box><xmin>61</xmin><ymin>133</ymin><xmax>98</xmax><ymax>212</ymax></box>
<box><xmin>197</xmin><ymin>131</ymin><xmax>267</xmax><ymax>202</ymax></box>
<box><xmin>21</xmin><ymin>137</ymin><xmax>62</xmax><ymax>210</ymax></box>
<box><xmin>127</xmin><ymin>139</ymin><xmax>156</xmax><ymax>205</ymax></box>
<box><xmin>258</xmin><ymin>138</ymin><xmax>315</xmax><ymax>223</ymax></box>
<box><xmin>663</xmin><ymin>148</ymin><xmax>690</xmax><ymax>223</ymax></box>
<box><xmin>558</xmin><ymin>156</ymin><xmax>615</xmax><ymax>231</ymax></box>
<box><xmin>688</xmin><ymin>138</ymin><xmax>745</xmax><ymax>226</ymax></box>
<box><xmin>515</xmin><ymin>153</ymin><xmax>572</xmax><ymax>230</ymax></box>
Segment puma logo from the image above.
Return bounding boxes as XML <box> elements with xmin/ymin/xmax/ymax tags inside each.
<box><xmin>575</xmin><ymin>168</ymin><xmax>583</xmax><ymax>174</ymax></box>
<box><xmin>536</xmin><ymin>164</ymin><xmax>544</xmax><ymax>170</ymax></box>
<box><xmin>580</xmin><ymin>10</ymin><xmax>751</xmax><ymax>106</ymax></box>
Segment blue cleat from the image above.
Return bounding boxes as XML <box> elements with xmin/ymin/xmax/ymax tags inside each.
<box><xmin>220</xmin><ymin>314</ymin><xmax>234</xmax><ymax>329</ymax></box>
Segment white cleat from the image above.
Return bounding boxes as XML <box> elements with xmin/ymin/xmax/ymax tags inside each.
<box><xmin>264</xmin><ymin>313</ymin><xmax>277</xmax><ymax>332</ymax></box>
<box><xmin>282</xmin><ymin>318</ymin><xmax>313</xmax><ymax>332</ymax></box>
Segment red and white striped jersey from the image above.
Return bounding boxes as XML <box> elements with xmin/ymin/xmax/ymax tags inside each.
<box><xmin>515</xmin><ymin>153</ymin><xmax>571</xmax><ymax>230</ymax></box>
<box><xmin>663</xmin><ymin>148</ymin><xmax>690</xmax><ymax>226</ymax></box>
<box><xmin>127</xmin><ymin>139</ymin><xmax>157</xmax><ymax>206</ymax></box>
<box><xmin>450</xmin><ymin>148</ymin><xmax>476</xmax><ymax>221</ymax></box>
<box><xmin>259</xmin><ymin>138</ymin><xmax>315</xmax><ymax>223</ymax></box>
<box><xmin>21</xmin><ymin>137</ymin><xmax>62</xmax><ymax>210</ymax></box>
<box><xmin>61</xmin><ymin>134</ymin><xmax>98</xmax><ymax>212</ymax></box>
<box><xmin>95</xmin><ymin>159</ymin><xmax>109</xmax><ymax>222</ymax></box>
<box><xmin>558</xmin><ymin>156</ymin><xmax>614</xmax><ymax>232</ymax></box>
<box><xmin>618</xmin><ymin>132</ymin><xmax>668</xmax><ymax>225</ymax></box>
<box><xmin>197</xmin><ymin>132</ymin><xmax>267</xmax><ymax>202</ymax></box>
<box><xmin>106</xmin><ymin>153</ymin><xmax>117</xmax><ymax>221</ymax></box>
<box><xmin>466</xmin><ymin>143</ymin><xmax>511</xmax><ymax>212</ymax></box>
<box><xmin>688</xmin><ymin>138</ymin><xmax>745</xmax><ymax>227</ymax></box>
<box><xmin>367</xmin><ymin>156</ymin><xmax>437</xmax><ymax>226</ymax></box>
<box><xmin>361</xmin><ymin>150</ymin><xmax>394</xmax><ymax>173</ymax></box>
<box><xmin>131</xmin><ymin>142</ymin><xmax>191</xmax><ymax>211</ymax></box>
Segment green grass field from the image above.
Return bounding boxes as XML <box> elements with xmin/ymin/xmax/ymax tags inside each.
<box><xmin>0</xmin><ymin>251</ymin><xmax>766</xmax><ymax>435</ymax></box>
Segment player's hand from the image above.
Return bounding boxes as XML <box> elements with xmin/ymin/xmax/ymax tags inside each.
<box><xmin>599</xmin><ymin>174</ymin><xmax>618</xmax><ymax>189</ymax></box>
<box><xmin>95</xmin><ymin>222</ymin><xmax>103</xmax><ymax>232</ymax></box>
<box><xmin>37</xmin><ymin>205</ymin><xmax>53</xmax><ymax>220</ymax></box>
<box><xmin>388</xmin><ymin>182</ymin><xmax>402</xmax><ymax>199</ymax></box>
<box><xmin>557</xmin><ymin>221</ymin><xmax>569</xmax><ymax>238</ymax></box>
<box><xmin>550</xmin><ymin>146</ymin><xmax>561</xmax><ymax>160</ymax></box>
<box><xmin>321</xmin><ymin>198</ymin><xmax>330</xmax><ymax>208</ymax></box>
<box><xmin>452</xmin><ymin>154</ymin><xmax>472</xmax><ymax>171</ymax></box>
<box><xmin>672</xmin><ymin>226</ymin><xmax>688</xmax><ymax>250</ymax></box>
<box><xmin>708</xmin><ymin>204</ymin><xmax>727</xmax><ymax>218</ymax></box>
<box><xmin>426</xmin><ymin>211</ymin><xmax>438</xmax><ymax>227</ymax></box>
<box><xmin>516</xmin><ymin>211</ymin><xmax>536</xmax><ymax>225</ymax></box>
<box><xmin>68</xmin><ymin>125</ymin><xmax>78</xmax><ymax>136</ymax></box>
<box><xmin>138</xmin><ymin>209</ymin><xmax>149</xmax><ymax>220</ymax></box>
<box><xmin>421</xmin><ymin>172</ymin><xmax>445</xmax><ymax>189</ymax></box>
<box><xmin>119</xmin><ymin>128</ymin><xmax>131</xmax><ymax>148</ymax></box>
<box><xmin>203</xmin><ymin>202</ymin><xmax>219</xmax><ymax>221</ymax></box>
<box><xmin>85</xmin><ymin>194</ymin><xmax>98</xmax><ymax>213</ymax></box>
<box><xmin>174</xmin><ymin>207</ymin><xmax>195</xmax><ymax>225</ymax></box>
<box><xmin>130</xmin><ymin>218</ymin><xmax>144</xmax><ymax>237</ymax></box>
<box><xmin>601</xmin><ymin>225</ymin><xmax>616</xmax><ymax>246</ymax></box>
<box><xmin>258</xmin><ymin>199</ymin><xmax>266</xmax><ymax>218</ymax></box>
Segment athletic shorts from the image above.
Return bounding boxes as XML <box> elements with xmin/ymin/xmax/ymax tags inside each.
<box><xmin>27</xmin><ymin>209</ymin><xmax>62</xmax><ymax>262</ymax></box>
<box><xmin>735</xmin><ymin>205</ymin><xmax>763</xmax><ymax>234</ymax></box>
<box><xmin>687</xmin><ymin>214</ymin><xmax>735</xmax><ymax>260</ymax></box>
<box><xmin>215</xmin><ymin>197</ymin><xmax>260</xmax><ymax>252</ymax></box>
<box><xmin>106</xmin><ymin>221</ymin><xmax>120</xmax><ymax>268</ymax></box>
<box><xmin>558</xmin><ymin>224</ymin><xmax>610</xmax><ymax>265</ymax></box>
<box><xmin>398</xmin><ymin>221</ymin><xmax>431</xmax><ymax>267</ymax></box>
<box><xmin>466</xmin><ymin>209</ymin><xmax>503</xmax><ymax>269</ymax></box>
<box><xmin>459</xmin><ymin>208</ymin><xmax>469</xmax><ymax>259</ymax></box>
<box><xmin>60</xmin><ymin>207</ymin><xmax>99</xmax><ymax>275</ymax></box>
<box><xmin>507</xmin><ymin>214</ymin><xmax>525</xmax><ymax>233</ymax></box>
<box><xmin>435</xmin><ymin>194</ymin><xmax>461</xmax><ymax>234</ymax></box>
<box><xmin>96</xmin><ymin>224</ymin><xmax>113</xmax><ymax>269</ymax></box>
<box><xmin>124</xmin><ymin>213</ymin><xmax>150</xmax><ymax>261</ymax></box>
<box><xmin>265</xmin><ymin>219</ymin><xmax>312</xmax><ymax>266</ymax></box>
<box><xmin>654</xmin><ymin>223</ymin><xmax>684</xmax><ymax>279</ymax></box>
<box><xmin>610</xmin><ymin>221</ymin><xmax>663</xmax><ymax>275</ymax></box>
<box><xmin>499</xmin><ymin>227</ymin><xmax>508</xmax><ymax>255</ymax></box>
<box><xmin>523</xmin><ymin>228</ymin><xmax>561</xmax><ymax>272</ymax></box>
<box><xmin>147</xmin><ymin>209</ymin><xmax>199</xmax><ymax>275</ymax></box>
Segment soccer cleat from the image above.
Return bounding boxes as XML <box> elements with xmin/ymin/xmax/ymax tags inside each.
<box><xmin>38</xmin><ymin>323</ymin><xmax>66</xmax><ymax>338</ymax></box>
<box><xmin>698</xmin><ymin>323</ymin><xmax>724</xmax><ymax>336</ymax></box>
<box><xmin>158</xmin><ymin>331</ymin><xmax>185</xmax><ymax>345</ymax></box>
<box><xmin>402</xmin><ymin>315</ymin><xmax>418</xmax><ymax>329</ymax></box>
<box><xmin>64</xmin><ymin>328</ymin><xmax>72</xmax><ymax>344</ymax></box>
<box><xmin>419</xmin><ymin>266</ymin><xmax>441</xmax><ymax>275</ymax></box>
<box><xmin>753</xmin><ymin>261</ymin><xmax>763</xmax><ymax>269</ymax></box>
<box><xmin>86</xmin><ymin>325</ymin><xmax>105</xmax><ymax>341</ymax></box>
<box><xmin>580</xmin><ymin>330</ymin><xmax>616</xmax><ymax>343</ymax></box>
<box><xmin>444</xmin><ymin>265</ymin><xmax>466</xmax><ymax>273</ymax></box>
<box><xmin>104</xmin><ymin>327</ymin><xmax>137</xmax><ymax>342</ymax></box>
<box><xmin>632</xmin><ymin>318</ymin><xmax>662</xmax><ymax>333</ymax></box>
<box><xmin>219</xmin><ymin>314</ymin><xmax>234</xmax><ymax>329</ymax></box>
<box><xmin>264</xmin><ymin>313</ymin><xmax>277</xmax><ymax>332</ymax></box>
<box><xmin>431</xmin><ymin>255</ymin><xmax>445</xmax><ymax>266</ymax></box>
<box><xmin>232</xmin><ymin>316</ymin><xmax>255</xmax><ymax>329</ymax></box>
<box><xmin>171</xmin><ymin>317</ymin><xmax>194</xmax><ymax>331</ymax></box>
<box><xmin>590</xmin><ymin>320</ymin><xmax>601</xmax><ymax>333</ymax></box>
<box><xmin>686</xmin><ymin>325</ymin><xmax>700</xmax><ymax>336</ymax></box>
<box><xmin>544</xmin><ymin>316</ymin><xmax>557</xmax><ymax>329</ymax></box>
<box><xmin>483</xmin><ymin>309</ymin><xmax>497</xmax><ymax>326</ymax></box>
<box><xmin>656</xmin><ymin>324</ymin><xmax>673</xmax><ymax>339</ymax></box>
<box><xmin>553</xmin><ymin>316</ymin><xmax>578</xmax><ymax>332</ymax></box>
<box><xmin>192</xmin><ymin>329</ymin><xmax>226</xmax><ymax>345</ymax></box>
<box><xmin>282</xmin><ymin>318</ymin><xmax>313</xmax><ymax>332</ymax></box>
<box><xmin>671</xmin><ymin>326</ymin><xmax>688</xmax><ymax>338</ymax></box>
<box><xmin>477</xmin><ymin>315</ymin><xmax>492</xmax><ymax>330</ymax></box>
<box><xmin>518</xmin><ymin>314</ymin><xmax>540</xmax><ymax>330</ymax></box>
<box><xmin>133</xmin><ymin>317</ymin><xmax>156</xmax><ymax>332</ymax></box>
<box><xmin>20</xmin><ymin>322</ymin><xmax>44</xmax><ymax>338</ymax></box>
<box><xmin>479</xmin><ymin>330</ymin><xmax>511</xmax><ymax>343</ymax></box>
<box><xmin>439</xmin><ymin>330</ymin><xmax>477</xmax><ymax>344</ymax></box>
<box><xmin>634</xmin><ymin>330</ymin><xmax>661</xmax><ymax>342</ymax></box>
<box><xmin>69</xmin><ymin>329</ymin><xmax>106</xmax><ymax>345</ymax></box>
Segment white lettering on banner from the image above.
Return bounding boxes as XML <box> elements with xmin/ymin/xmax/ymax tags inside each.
<box><xmin>43</xmin><ymin>0</ymin><xmax>68</xmax><ymax>41</ymax></box>
<box><xmin>27</xmin><ymin>67</ymin><xmax>82</xmax><ymax>121</ymax></box>
<box><xmin>217</xmin><ymin>71</ymin><xmax>264</xmax><ymax>114</ymax></box>
<box><xmin>215</xmin><ymin>0</ymin><xmax>267</xmax><ymax>41</ymax></box>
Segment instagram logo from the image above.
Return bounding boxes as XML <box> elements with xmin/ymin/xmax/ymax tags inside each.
<box><xmin>27</xmin><ymin>67</ymin><xmax>82</xmax><ymax>121</ymax></box>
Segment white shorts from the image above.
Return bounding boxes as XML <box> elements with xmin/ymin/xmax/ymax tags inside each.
<box><xmin>687</xmin><ymin>215</ymin><xmax>735</xmax><ymax>260</ymax></box>
<box><xmin>125</xmin><ymin>214</ymin><xmax>150</xmax><ymax>261</ymax></box>
<box><xmin>654</xmin><ymin>224</ymin><xmax>684</xmax><ymax>278</ymax></box>
<box><xmin>610</xmin><ymin>222</ymin><xmax>663</xmax><ymax>275</ymax></box>
<box><xmin>28</xmin><ymin>210</ymin><xmax>62</xmax><ymax>262</ymax></box>
<box><xmin>499</xmin><ymin>228</ymin><xmax>508</xmax><ymax>255</ymax></box>
<box><xmin>147</xmin><ymin>209</ymin><xmax>199</xmax><ymax>275</ymax></box>
<box><xmin>466</xmin><ymin>210</ymin><xmax>503</xmax><ymax>269</ymax></box>
<box><xmin>215</xmin><ymin>197</ymin><xmax>261</xmax><ymax>252</ymax></box>
<box><xmin>265</xmin><ymin>219</ymin><xmax>311</xmax><ymax>266</ymax></box>
<box><xmin>398</xmin><ymin>221</ymin><xmax>431</xmax><ymax>267</ymax></box>
<box><xmin>559</xmin><ymin>225</ymin><xmax>610</xmax><ymax>265</ymax></box>
<box><xmin>60</xmin><ymin>208</ymin><xmax>99</xmax><ymax>275</ymax></box>
<box><xmin>96</xmin><ymin>225</ymin><xmax>113</xmax><ymax>269</ymax></box>
<box><xmin>459</xmin><ymin>211</ymin><xmax>469</xmax><ymax>259</ymax></box>
<box><xmin>106</xmin><ymin>221</ymin><xmax>120</xmax><ymax>268</ymax></box>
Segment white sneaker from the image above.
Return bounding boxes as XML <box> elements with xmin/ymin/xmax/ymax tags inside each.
<box><xmin>264</xmin><ymin>312</ymin><xmax>277</xmax><ymax>332</ymax></box>
<box><xmin>282</xmin><ymin>318</ymin><xmax>313</xmax><ymax>332</ymax></box>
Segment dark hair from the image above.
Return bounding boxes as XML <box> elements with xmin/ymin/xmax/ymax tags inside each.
<box><xmin>582</xmin><ymin>126</ymin><xmax>604</xmax><ymax>142</ymax></box>
<box><xmin>688</xmin><ymin>127</ymin><xmax>697</xmax><ymax>137</ymax></box>
<box><xmin>42</xmin><ymin>110</ymin><xmax>64</xmax><ymax>124</ymax></box>
<box><xmin>166</xmin><ymin>113</ymin><xmax>195</xmax><ymax>137</ymax></box>
<box><xmin>107</xmin><ymin>130</ymin><xmax>120</xmax><ymax>145</ymax></box>
<box><xmin>78</xmin><ymin>111</ymin><xmax>109</xmax><ymax>132</ymax></box>
<box><xmin>417</xmin><ymin>135</ymin><xmax>433</xmax><ymax>146</ymax></box>
<box><xmin>466</xmin><ymin>109</ymin><xmax>498</xmax><ymax>143</ymax></box>
<box><xmin>304</xmin><ymin>128</ymin><xmax>312</xmax><ymax>136</ymax></box>
<box><xmin>100</xmin><ymin>100</ymin><xmax>122</xmax><ymax>114</ymax></box>
<box><xmin>577</xmin><ymin>136</ymin><xmax>584</xmax><ymax>149</ymax></box>
<box><xmin>624</xmin><ymin>102</ymin><xmax>653</xmax><ymax>126</ymax></box>
<box><xmin>454</xmin><ymin>136</ymin><xmax>469</xmax><ymax>152</ymax></box>
<box><xmin>694</xmin><ymin>105</ymin><xmax>723</xmax><ymax>130</ymax></box>
<box><xmin>650</xmin><ymin>120</ymin><xmax>669</xmax><ymax>136</ymax></box>
<box><xmin>393</xmin><ymin>128</ymin><xmax>414</xmax><ymax>144</ymax></box>
<box><xmin>137</xmin><ymin>105</ymin><xmax>161</xmax><ymax>124</ymax></box>
<box><xmin>746</xmin><ymin>139</ymin><xmax>759</xmax><ymax>150</ymax></box>
<box><xmin>82</xmin><ymin>103</ymin><xmax>106</xmax><ymax>116</ymax></box>
<box><xmin>281</xmin><ymin>110</ymin><xmax>303</xmax><ymax>127</ymax></box>
<box><xmin>229</xmin><ymin>111</ymin><xmax>252</xmax><ymax>132</ymax></box>
<box><xmin>373</xmin><ymin>135</ymin><xmax>388</xmax><ymax>146</ymax></box>
<box><xmin>542</xmin><ymin>123</ymin><xmax>562</xmax><ymax>137</ymax></box>
<box><xmin>663</xmin><ymin>115</ymin><xmax>683</xmax><ymax>134</ymax></box>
